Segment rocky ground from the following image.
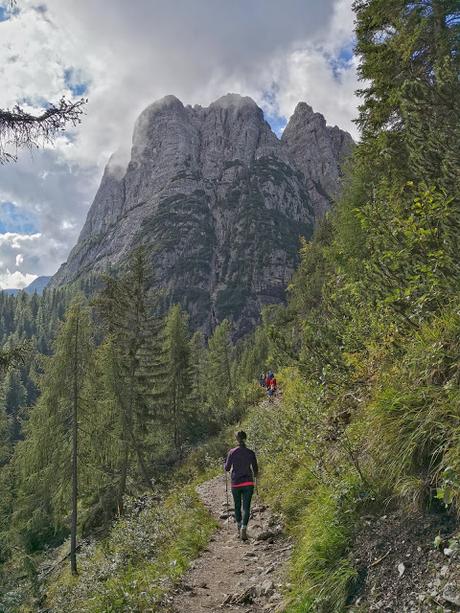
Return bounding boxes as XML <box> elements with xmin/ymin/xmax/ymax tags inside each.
<box><xmin>348</xmin><ymin>508</ymin><xmax>460</xmax><ymax>612</ymax></box>
<box><xmin>161</xmin><ymin>475</ymin><xmax>292</xmax><ymax>613</ymax></box>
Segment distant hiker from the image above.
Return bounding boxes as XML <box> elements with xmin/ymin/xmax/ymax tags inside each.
<box><xmin>224</xmin><ymin>431</ymin><xmax>258</xmax><ymax>541</ymax></box>
<box><xmin>265</xmin><ymin>371</ymin><xmax>277</xmax><ymax>399</ymax></box>
<box><xmin>259</xmin><ymin>372</ymin><xmax>266</xmax><ymax>387</ymax></box>
<box><xmin>267</xmin><ymin>377</ymin><xmax>277</xmax><ymax>400</ymax></box>
<box><xmin>264</xmin><ymin>371</ymin><xmax>273</xmax><ymax>388</ymax></box>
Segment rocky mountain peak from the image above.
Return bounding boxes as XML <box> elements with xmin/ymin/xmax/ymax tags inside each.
<box><xmin>281</xmin><ymin>102</ymin><xmax>354</xmax><ymax>217</ymax></box>
<box><xmin>51</xmin><ymin>94</ymin><xmax>352</xmax><ymax>337</ymax></box>
<box><xmin>210</xmin><ymin>93</ymin><xmax>259</xmax><ymax>110</ymax></box>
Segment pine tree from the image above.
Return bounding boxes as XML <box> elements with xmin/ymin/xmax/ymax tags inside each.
<box><xmin>77</xmin><ymin>339</ymin><xmax>124</xmax><ymax>533</ymax></box>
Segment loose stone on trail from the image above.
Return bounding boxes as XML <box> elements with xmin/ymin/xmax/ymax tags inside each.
<box><xmin>164</xmin><ymin>475</ymin><xmax>292</xmax><ymax>612</ymax></box>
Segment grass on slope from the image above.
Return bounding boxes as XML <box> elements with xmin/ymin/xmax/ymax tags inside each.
<box><xmin>45</xmin><ymin>486</ymin><xmax>217</xmax><ymax>613</ymax></box>
<box><xmin>243</xmin><ymin>316</ymin><xmax>460</xmax><ymax>612</ymax></box>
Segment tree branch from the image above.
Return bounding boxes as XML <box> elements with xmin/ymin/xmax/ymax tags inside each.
<box><xmin>0</xmin><ymin>96</ymin><xmax>86</xmax><ymax>163</ymax></box>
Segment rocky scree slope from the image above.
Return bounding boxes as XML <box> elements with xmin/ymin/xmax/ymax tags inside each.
<box><xmin>52</xmin><ymin>94</ymin><xmax>353</xmax><ymax>336</ymax></box>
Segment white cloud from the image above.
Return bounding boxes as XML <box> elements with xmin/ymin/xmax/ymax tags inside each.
<box><xmin>0</xmin><ymin>0</ymin><xmax>360</xmax><ymax>286</ymax></box>
<box><xmin>0</xmin><ymin>269</ymin><xmax>37</xmax><ymax>289</ymax></box>
<box><xmin>0</xmin><ymin>232</ymin><xmax>42</xmax><ymax>288</ymax></box>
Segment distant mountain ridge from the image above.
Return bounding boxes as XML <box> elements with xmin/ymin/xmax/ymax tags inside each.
<box><xmin>2</xmin><ymin>276</ymin><xmax>51</xmax><ymax>296</ymax></box>
<box><xmin>51</xmin><ymin>94</ymin><xmax>353</xmax><ymax>336</ymax></box>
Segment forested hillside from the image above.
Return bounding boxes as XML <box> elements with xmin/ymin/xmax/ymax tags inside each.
<box><xmin>0</xmin><ymin>0</ymin><xmax>459</xmax><ymax>611</ymax></box>
<box><xmin>243</xmin><ymin>0</ymin><xmax>460</xmax><ymax>609</ymax></box>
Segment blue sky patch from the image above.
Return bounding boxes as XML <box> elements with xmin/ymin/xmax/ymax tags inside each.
<box><xmin>265</xmin><ymin>113</ymin><xmax>288</xmax><ymax>138</ymax></box>
<box><xmin>64</xmin><ymin>68</ymin><xmax>89</xmax><ymax>97</ymax></box>
<box><xmin>0</xmin><ymin>202</ymin><xmax>38</xmax><ymax>234</ymax></box>
<box><xmin>328</xmin><ymin>41</ymin><xmax>355</xmax><ymax>81</ymax></box>
<box><xmin>261</xmin><ymin>86</ymin><xmax>287</xmax><ymax>137</ymax></box>
<box><xmin>18</xmin><ymin>95</ymin><xmax>54</xmax><ymax>111</ymax></box>
<box><xmin>0</xmin><ymin>5</ymin><xmax>9</xmax><ymax>21</ymax></box>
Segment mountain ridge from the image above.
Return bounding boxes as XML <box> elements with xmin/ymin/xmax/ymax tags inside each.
<box><xmin>51</xmin><ymin>93</ymin><xmax>353</xmax><ymax>336</ymax></box>
<box><xmin>2</xmin><ymin>275</ymin><xmax>51</xmax><ymax>296</ymax></box>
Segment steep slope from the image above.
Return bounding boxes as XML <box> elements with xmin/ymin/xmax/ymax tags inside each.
<box><xmin>52</xmin><ymin>94</ymin><xmax>352</xmax><ymax>335</ymax></box>
<box><xmin>281</xmin><ymin>102</ymin><xmax>355</xmax><ymax>218</ymax></box>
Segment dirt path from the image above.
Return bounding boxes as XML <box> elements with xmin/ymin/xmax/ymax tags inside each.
<box><xmin>162</xmin><ymin>475</ymin><xmax>292</xmax><ymax>613</ymax></box>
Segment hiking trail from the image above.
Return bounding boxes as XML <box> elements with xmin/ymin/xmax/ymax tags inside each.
<box><xmin>161</xmin><ymin>475</ymin><xmax>292</xmax><ymax>612</ymax></box>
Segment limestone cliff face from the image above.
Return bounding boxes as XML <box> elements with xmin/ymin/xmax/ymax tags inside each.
<box><xmin>52</xmin><ymin>94</ymin><xmax>352</xmax><ymax>336</ymax></box>
<box><xmin>281</xmin><ymin>102</ymin><xmax>355</xmax><ymax>218</ymax></box>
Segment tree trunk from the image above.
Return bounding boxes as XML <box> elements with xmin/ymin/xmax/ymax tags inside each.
<box><xmin>117</xmin><ymin>438</ymin><xmax>129</xmax><ymax>514</ymax></box>
<box><xmin>70</xmin><ymin>314</ymin><xmax>79</xmax><ymax>576</ymax></box>
<box><xmin>131</xmin><ymin>431</ymin><xmax>155</xmax><ymax>492</ymax></box>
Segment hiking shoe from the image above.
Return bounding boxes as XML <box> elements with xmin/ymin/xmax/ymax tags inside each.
<box><xmin>237</xmin><ymin>524</ymin><xmax>241</xmax><ymax>538</ymax></box>
<box><xmin>241</xmin><ymin>526</ymin><xmax>248</xmax><ymax>541</ymax></box>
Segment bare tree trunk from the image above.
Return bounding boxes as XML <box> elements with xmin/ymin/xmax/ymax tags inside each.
<box><xmin>117</xmin><ymin>439</ymin><xmax>129</xmax><ymax>515</ymax></box>
<box><xmin>70</xmin><ymin>314</ymin><xmax>79</xmax><ymax>576</ymax></box>
<box><xmin>131</xmin><ymin>432</ymin><xmax>155</xmax><ymax>492</ymax></box>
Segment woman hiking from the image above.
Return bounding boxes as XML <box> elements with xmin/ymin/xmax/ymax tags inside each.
<box><xmin>224</xmin><ymin>431</ymin><xmax>258</xmax><ymax>541</ymax></box>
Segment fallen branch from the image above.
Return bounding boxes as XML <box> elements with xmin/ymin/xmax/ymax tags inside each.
<box><xmin>370</xmin><ymin>548</ymin><xmax>392</xmax><ymax>567</ymax></box>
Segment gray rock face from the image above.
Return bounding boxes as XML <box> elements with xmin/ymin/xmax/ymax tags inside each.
<box><xmin>281</xmin><ymin>102</ymin><xmax>354</xmax><ymax>218</ymax></box>
<box><xmin>52</xmin><ymin>94</ymin><xmax>352</xmax><ymax>336</ymax></box>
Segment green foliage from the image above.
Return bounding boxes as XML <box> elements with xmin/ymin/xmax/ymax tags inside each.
<box><xmin>238</xmin><ymin>4</ymin><xmax>460</xmax><ymax>610</ymax></box>
<box><xmin>287</xmin><ymin>484</ymin><xmax>358</xmax><ymax>613</ymax></box>
<box><xmin>354</xmin><ymin>0</ymin><xmax>460</xmax><ymax>140</ymax></box>
<box><xmin>363</xmin><ymin>303</ymin><xmax>460</xmax><ymax>509</ymax></box>
<box><xmin>356</xmin><ymin>182</ymin><xmax>460</xmax><ymax>325</ymax></box>
<box><xmin>46</xmin><ymin>486</ymin><xmax>216</xmax><ymax>613</ymax></box>
<box><xmin>94</xmin><ymin>248</ymin><xmax>164</xmax><ymax>504</ymax></box>
<box><xmin>162</xmin><ymin>304</ymin><xmax>193</xmax><ymax>452</ymax></box>
<box><xmin>12</xmin><ymin>297</ymin><xmax>94</xmax><ymax>553</ymax></box>
<box><xmin>205</xmin><ymin>319</ymin><xmax>233</xmax><ymax>418</ymax></box>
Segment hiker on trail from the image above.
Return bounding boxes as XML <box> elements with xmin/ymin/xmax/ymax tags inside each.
<box><xmin>259</xmin><ymin>372</ymin><xmax>266</xmax><ymax>387</ymax></box>
<box><xmin>267</xmin><ymin>378</ymin><xmax>277</xmax><ymax>400</ymax></box>
<box><xmin>265</xmin><ymin>371</ymin><xmax>277</xmax><ymax>399</ymax></box>
<box><xmin>224</xmin><ymin>431</ymin><xmax>258</xmax><ymax>541</ymax></box>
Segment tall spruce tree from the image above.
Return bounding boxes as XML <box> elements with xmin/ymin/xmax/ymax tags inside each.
<box><xmin>206</xmin><ymin>319</ymin><xmax>233</xmax><ymax>418</ymax></box>
<box><xmin>334</xmin><ymin>0</ymin><xmax>460</xmax><ymax>327</ymax></box>
<box><xmin>95</xmin><ymin>249</ymin><xmax>162</xmax><ymax>511</ymax></box>
<box><xmin>163</xmin><ymin>305</ymin><xmax>192</xmax><ymax>453</ymax></box>
<box><xmin>2</xmin><ymin>370</ymin><xmax>27</xmax><ymax>441</ymax></box>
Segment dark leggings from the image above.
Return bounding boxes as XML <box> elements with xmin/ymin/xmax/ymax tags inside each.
<box><xmin>231</xmin><ymin>485</ymin><xmax>254</xmax><ymax>527</ymax></box>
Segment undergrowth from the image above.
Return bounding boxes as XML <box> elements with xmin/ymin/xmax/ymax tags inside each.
<box><xmin>244</xmin><ymin>308</ymin><xmax>460</xmax><ymax>612</ymax></box>
<box><xmin>44</xmin><ymin>486</ymin><xmax>217</xmax><ymax>613</ymax></box>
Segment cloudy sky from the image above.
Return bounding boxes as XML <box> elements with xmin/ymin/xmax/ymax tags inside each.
<box><xmin>0</xmin><ymin>0</ymin><xmax>359</xmax><ymax>289</ymax></box>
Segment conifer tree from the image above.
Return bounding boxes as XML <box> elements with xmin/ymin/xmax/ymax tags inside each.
<box><xmin>13</xmin><ymin>296</ymin><xmax>93</xmax><ymax>574</ymax></box>
<box><xmin>95</xmin><ymin>249</ymin><xmax>162</xmax><ymax>510</ymax></box>
<box><xmin>2</xmin><ymin>370</ymin><xmax>27</xmax><ymax>440</ymax></box>
<box><xmin>189</xmin><ymin>330</ymin><xmax>207</xmax><ymax>408</ymax></box>
<box><xmin>205</xmin><ymin>319</ymin><xmax>233</xmax><ymax>418</ymax></box>
<box><xmin>163</xmin><ymin>305</ymin><xmax>192</xmax><ymax>453</ymax></box>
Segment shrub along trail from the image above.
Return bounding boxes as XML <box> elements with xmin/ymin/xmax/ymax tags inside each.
<box><xmin>161</xmin><ymin>475</ymin><xmax>292</xmax><ymax>612</ymax></box>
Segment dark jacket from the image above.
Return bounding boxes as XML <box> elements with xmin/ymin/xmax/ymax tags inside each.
<box><xmin>224</xmin><ymin>444</ymin><xmax>258</xmax><ymax>486</ymax></box>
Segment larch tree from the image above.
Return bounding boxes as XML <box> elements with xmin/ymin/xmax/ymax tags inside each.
<box><xmin>13</xmin><ymin>296</ymin><xmax>93</xmax><ymax>574</ymax></box>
